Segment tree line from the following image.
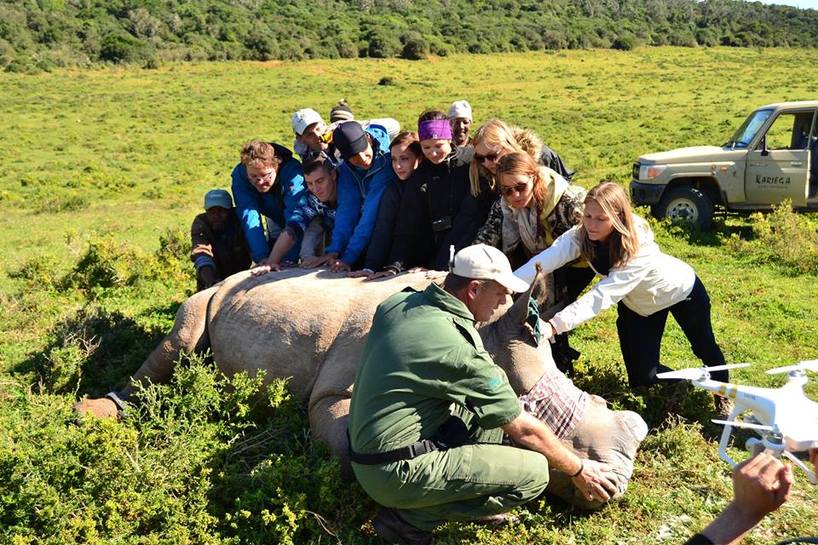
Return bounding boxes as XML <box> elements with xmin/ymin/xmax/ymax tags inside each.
<box><xmin>2</xmin><ymin>0</ymin><xmax>817</xmax><ymax>72</ymax></box>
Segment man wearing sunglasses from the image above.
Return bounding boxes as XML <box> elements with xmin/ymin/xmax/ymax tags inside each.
<box><xmin>231</xmin><ymin>139</ymin><xmax>306</xmax><ymax>266</ymax></box>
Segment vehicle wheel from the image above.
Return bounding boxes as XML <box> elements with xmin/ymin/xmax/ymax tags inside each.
<box><xmin>655</xmin><ymin>186</ymin><xmax>714</xmax><ymax>230</ymax></box>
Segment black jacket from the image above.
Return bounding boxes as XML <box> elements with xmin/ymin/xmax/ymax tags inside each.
<box><xmin>387</xmin><ymin>154</ymin><xmax>470</xmax><ymax>271</ymax></box>
<box><xmin>364</xmin><ymin>178</ymin><xmax>404</xmax><ymax>271</ymax></box>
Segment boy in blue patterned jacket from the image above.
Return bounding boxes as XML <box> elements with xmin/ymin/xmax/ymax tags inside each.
<box><xmin>251</xmin><ymin>157</ymin><xmax>337</xmax><ymax>274</ymax></box>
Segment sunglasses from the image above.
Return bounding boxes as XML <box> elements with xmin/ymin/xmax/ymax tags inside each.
<box><xmin>474</xmin><ymin>152</ymin><xmax>500</xmax><ymax>164</ymax></box>
<box><xmin>500</xmin><ymin>182</ymin><xmax>530</xmax><ymax>197</ymax></box>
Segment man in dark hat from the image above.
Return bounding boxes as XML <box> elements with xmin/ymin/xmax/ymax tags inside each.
<box><xmin>312</xmin><ymin>121</ymin><xmax>396</xmax><ymax>272</ymax></box>
<box><xmin>191</xmin><ymin>189</ymin><xmax>251</xmax><ymax>291</ymax></box>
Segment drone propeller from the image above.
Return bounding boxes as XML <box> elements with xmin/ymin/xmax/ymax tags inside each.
<box><xmin>657</xmin><ymin>363</ymin><xmax>751</xmax><ymax>381</ymax></box>
<box><xmin>711</xmin><ymin>419</ymin><xmax>774</xmax><ymax>432</ymax></box>
<box><xmin>766</xmin><ymin>359</ymin><xmax>818</xmax><ymax>375</ymax></box>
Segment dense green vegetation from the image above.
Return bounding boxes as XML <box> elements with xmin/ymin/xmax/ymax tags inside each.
<box><xmin>1</xmin><ymin>48</ymin><xmax>817</xmax><ymax>543</ymax></box>
<box><xmin>3</xmin><ymin>0</ymin><xmax>818</xmax><ymax>72</ymax></box>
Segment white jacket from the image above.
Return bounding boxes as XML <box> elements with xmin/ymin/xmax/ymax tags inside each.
<box><xmin>514</xmin><ymin>216</ymin><xmax>696</xmax><ymax>334</ymax></box>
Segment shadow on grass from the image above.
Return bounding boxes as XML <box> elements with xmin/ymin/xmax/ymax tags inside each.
<box><xmin>15</xmin><ymin>301</ymin><xmax>181</xmax><ymax>397</ymax></box>
<box><xmin>659</xmin><ymin>217</ymin><xmax>755</xmax><ymax>248</ymax></box>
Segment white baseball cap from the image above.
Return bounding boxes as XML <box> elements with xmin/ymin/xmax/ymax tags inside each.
<box><xmin>291</xmin><ymin>108</ymin><xmax>324</xmax><ymax>136</ymax></box>
<box><xmin>451</xmin><ymin>244</ymin><xmax>529</xmax><ymax>293</ymax></box>
<box><xmin>448</xmin><ymin>100</ymin><xmax>472</xmax><ymax>121</ymax></box>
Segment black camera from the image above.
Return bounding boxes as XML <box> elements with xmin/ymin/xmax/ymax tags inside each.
<box><xmin>431</xmin><ymin>216</ymin><xmax>452</xmax><ymax>232</ymax></box>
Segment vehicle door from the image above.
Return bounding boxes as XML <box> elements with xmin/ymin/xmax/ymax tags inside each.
<box><xmin>744</xmin><ymin>109</ymin><xmax>814</xmax><ymax>207</ymax></box>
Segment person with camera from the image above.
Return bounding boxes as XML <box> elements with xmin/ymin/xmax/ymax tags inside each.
<box><xmin>378</xmin><ymin>110</ymin><xmax>472</xmax><ymax>275</ymax></box>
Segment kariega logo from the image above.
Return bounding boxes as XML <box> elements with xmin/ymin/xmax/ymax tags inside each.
<box><xmin>755</xmin><ymin>175</ymin><xmax>791</xmax><ymax>185</ymax></box>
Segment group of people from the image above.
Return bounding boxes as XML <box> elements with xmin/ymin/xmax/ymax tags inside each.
<box><xmin>191</xmin><ymin>97</ymin><xmax>728</xmax><ymax>392</ymax></box>
<box><xmin>188</xmin><ymin>99</ymin><xmax>813</xmax><ymax>545</ymax></box>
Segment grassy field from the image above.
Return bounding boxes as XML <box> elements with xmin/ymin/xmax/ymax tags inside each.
<box><xmin>1</xmin><ymin>47</ymin><xmax>817</xmax><ymax>544</ymax></box>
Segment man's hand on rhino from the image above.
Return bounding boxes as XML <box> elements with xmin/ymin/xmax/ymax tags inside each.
<box><xmin>365</xmin><ymin>270</ymin><xmax>398</xmax><ymax>281</ymax></box>
<box><xmin>302</xmin><ymin>254</ymin><xmax>336</xmax><ymax>269</ymax></box>
<box><xmin>348</xmin><ymin>268</ymin><xmax>374</xmax><ymax>278</ymax></box>
<box><xmin>331</xmin><ymin>259</ymin><xmax>351</xmax><ymax>273</ymax></box>
<box><xmin>251</xmin><ymin>262</ymin><xmax>280</xmax><ymax>276</ymax></box>
<box><xmin>570</xmin><ymin>459</ymin><xmax>619</xmax><ymax>502</ymax></box>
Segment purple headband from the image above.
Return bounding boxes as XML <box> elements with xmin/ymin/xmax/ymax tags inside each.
<box><xmin>418</xmin><ymin>119</ymin><xmax>452</xmax><ymax>141</ymax></box>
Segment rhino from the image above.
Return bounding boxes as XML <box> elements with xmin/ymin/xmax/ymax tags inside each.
<box><xmin>76</xmin><ymin>268</ymin><xmax>647</xmax><ymax>509</ymax></box>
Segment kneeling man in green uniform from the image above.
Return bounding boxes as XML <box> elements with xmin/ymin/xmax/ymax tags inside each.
<box><xmin>348</xmin><ymin>244</ymin><xmax>618</xmax><ymax>545</ymax></box>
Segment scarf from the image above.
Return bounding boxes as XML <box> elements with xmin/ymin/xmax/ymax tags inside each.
<box><xmin>500</xmin><ymin>167</ymin><xmax>568</xmax><ymax>254</ymax></box>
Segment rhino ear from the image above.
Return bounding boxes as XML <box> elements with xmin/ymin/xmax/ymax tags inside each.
<box><xmin>528</xmin><ymin>263</ymin><xmax>551</xmax><ymax>308</ymax></box>
<box><xmin>508</xmin><ymin>264</ymin><xmax>544</xmax><ymax>325</ymax></box>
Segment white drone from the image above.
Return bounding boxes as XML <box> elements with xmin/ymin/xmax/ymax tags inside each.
<box><xmin>657</xmin><ymin>360</ymin><xmax>818</xmax><ymax>484</ymax></box>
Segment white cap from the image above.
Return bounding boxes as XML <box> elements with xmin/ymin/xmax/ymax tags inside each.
<box><xmin>451</xmin><ymin>244</ymin><xmax>529</xmax><ymax>293</ymax></box>
<box><xmin>291</xmin><ymin>108</ymin><xmax>324</xmax><ymax>136</ymax></box>
<box><xmin>448</xmin><ymin>100</ymin><xmax>472</xmax><ymax>121</ymax></box>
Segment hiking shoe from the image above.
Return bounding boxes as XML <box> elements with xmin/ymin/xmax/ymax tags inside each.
<box><xmin>372</xmin><ymin>508</ymin><xmax>433</xmax><ymax>545</ymax></box>
<box><xmin>714</xmin><ymin>395</ymin><xmax>735</xmax><ymax>419</ymax></box>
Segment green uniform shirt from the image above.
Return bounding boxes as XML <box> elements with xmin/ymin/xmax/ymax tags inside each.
<box><xmin>349</xmin><ymin>282</ymin><xmax>521</xmax><ymax>454</ymax></box>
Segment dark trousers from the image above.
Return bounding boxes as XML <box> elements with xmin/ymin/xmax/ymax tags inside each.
<box><xmin>551</xmin><ymin>265</ymin><xmax>597</xmax><ymax>372</ymax></box>
<box><xmin>616</xmin><ymin>276</ymin><xmax>727</xmax><ymax>387</ymax></box>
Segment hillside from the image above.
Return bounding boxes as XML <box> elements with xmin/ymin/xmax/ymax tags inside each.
<box><xmin>2</xmin><ymin>0</ymin><xmax>818</xmax><ymax>72</ymax></box>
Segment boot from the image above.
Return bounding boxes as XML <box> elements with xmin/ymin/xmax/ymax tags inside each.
<box><xmin>372</xmin><ymin>508</ymin><xmax>433</xmax><ymax>545</ymax></box>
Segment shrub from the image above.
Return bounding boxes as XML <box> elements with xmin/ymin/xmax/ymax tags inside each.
<box><xmin>244</xmin><ymin>30</ymin><xmax>278</xmax><ymax>61</ymax></box>
<box><xmin>400</xmin><ymin>31</ymin><xmax>428</xmax><ymax>60</ymax></box>
<box><xmin>725</xmin><ymin>200</ymin><xmax>818</xmax><ymax>275</ymax></box>
<box><xmin>64</xmin><ymin>238</ymin><xmax>142</xmax><ymax>292</ymax></box>
<box><xmin>99</xmin><ymin>33</ymin><xmax>147</xmax><ymax>63</ymax></box>
<box><xmin>366</xmin><ymin>29</ymin><xmax>400</xmax><ymax>58</ymax></box>
<box><xmin>612</xmin><ymin>33</ymin><xmax>636</xmax><ymax>51</ymax></box>
<box><xmin>0</xmin><ymin>353</ymin><xmax>371</xmax><ymax>544</ymax></box>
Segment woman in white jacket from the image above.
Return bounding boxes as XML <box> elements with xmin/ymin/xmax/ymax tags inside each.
<box><xmin>515</xmin><ymin>182</ymin><xmax>728</xmax><ymax>391</ymax></box>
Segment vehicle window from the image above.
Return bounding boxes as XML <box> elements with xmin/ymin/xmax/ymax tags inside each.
<box><xmin>763</xmin><ymin>112</ymin><xmax>814</xmax><ymax>150</ymax></box>
<box><xmin>729</xmin><ymin>109</ymin><xmax>773</xmax><ymax>148</ymax></box>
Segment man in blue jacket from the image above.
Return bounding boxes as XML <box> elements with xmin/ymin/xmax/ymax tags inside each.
<box><xmin>317</xmin><ymin>121</ymin><xmax>396</xmax><ymax>272</ymax></box>
<box><xmin>230</xmin><ymin>140</ymin><xmax>306</xmax><ymax>265</ymax></box>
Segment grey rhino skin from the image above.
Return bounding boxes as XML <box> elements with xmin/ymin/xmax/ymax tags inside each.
<box><xmin>77</xmin><ymin>268</ymin><xmax>646</xmax><ymax>508</ymax></box>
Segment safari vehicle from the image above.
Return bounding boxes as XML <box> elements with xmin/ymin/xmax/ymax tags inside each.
<box><xmin>630</xmin><ymin>101</ymin><xmax>818</xmax><ymax>229</ymax></box>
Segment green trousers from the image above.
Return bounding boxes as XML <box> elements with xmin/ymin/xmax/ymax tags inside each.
<box><xmin>352</xmin><ymin>420</ymin><xmax>550</xmax><ymax>531</ymax></box>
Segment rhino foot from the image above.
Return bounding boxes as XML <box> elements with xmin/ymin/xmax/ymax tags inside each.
<box><xmin>74</xmin><ymin>397</ymin><xmax>121</xmax><ymax>420</ymax></box>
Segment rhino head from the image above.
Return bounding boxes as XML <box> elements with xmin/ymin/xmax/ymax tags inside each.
<box><xmin>479</xmin><ymin>264</ymin><xmax>559</xmax><ymax>395</ymax></box>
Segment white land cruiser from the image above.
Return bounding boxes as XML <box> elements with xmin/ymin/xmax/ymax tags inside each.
<box><xmin>630</xmin><ymin>101</ymin><xmax>818</xmax><ymax>228</ymax></box>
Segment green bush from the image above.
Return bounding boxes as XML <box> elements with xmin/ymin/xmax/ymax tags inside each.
<box><xmin>99</xmin><ymin>33</ymin><xmax>147</xmax><ymax>64</ymax></box>
<box><xmin>0</xmin><ymin>354</ymin><xmax>371</xmax><ymax>544</ymax></box>
<box><xmin>64</xmin><ymin>238</ymin><xmax>143</xmax><ymax>292</ymax></box>
<box><xmin>366</xmin><ymin>29</ymin><xmax>400</xmax><ymax>58</ymax></box>
<box><xmin>400</xmin><ymin>31</ymin><xmax>429</xmax><ymax>60</ymax></box>
<box><xmin>726</xmin><ymin>200</ymin><xmax>818</xmax><ymax>275</ymax></box>
<box><xmin>612</xmin><ymin>33</ymin><xmax>636</xmax><ymax>51</ymax></box>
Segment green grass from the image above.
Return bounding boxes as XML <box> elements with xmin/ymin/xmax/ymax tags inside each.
<box><xmin>1</xmin><ymin>47</ymin><xmax>818</xmax><ymax>544</ymax></box>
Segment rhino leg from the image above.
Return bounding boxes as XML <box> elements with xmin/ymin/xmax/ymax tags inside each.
<box><xmin>75</xmin><ymin>287</ymin><xmax>214</xmax><ymax>419</ymax></box>
<box><xmin>121</xmin><ymin>286</ymin><xmax>213</xmax><ymax>396</ymax></box>
<box><xmin>309</xmin><ymin>393</ymin><xmax>352</xmax><ymax>479</ymax></box>
<box><xmin>545</xmin><ymin>397</ymin><xmax>648</xmax><ymax>509</ymax></box>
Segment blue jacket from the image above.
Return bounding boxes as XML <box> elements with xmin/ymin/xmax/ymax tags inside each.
<box><xmin>287</xmin><ymin>192</ymin><xmax>336</xmax><ymax>237</ymax></box>
<box><xmin>326</xmin><ymin>125</ymin><xmax>395</xmax><ymax>265</ymax></box>
<box><xmin>231</xmin><ymin>143</ymin><xmax>306</xmax><ymax>263</ymax></box>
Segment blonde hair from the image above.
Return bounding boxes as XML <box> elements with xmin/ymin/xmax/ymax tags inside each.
<box><xmin>495</xmin><ymin>152</ymin><xmax>547</xmax><ymax>212</ymax></box>
<box><xmin>469</xmin><ymin>119</ymin><xmax>527</xmax><ymax>196</ymax></box>
<box><xmin>240</xmin><ymin>140</ymin><xmax>281</xmax><ymax>169</ymax></box>
<box><xmin>578</xmin><ymin>182</ymin><xmax>639</xmax><ymax>268</ymax></box>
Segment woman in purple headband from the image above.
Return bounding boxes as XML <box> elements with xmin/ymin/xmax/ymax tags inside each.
<box><xmin>377</xmin><ymin>109</ymin><xmax>473</xmax><ymax>274</ymax></box>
